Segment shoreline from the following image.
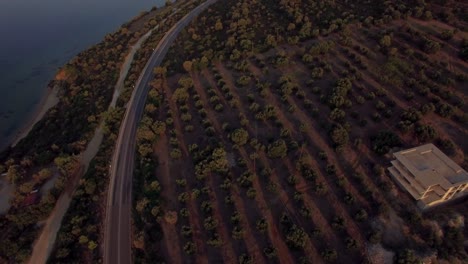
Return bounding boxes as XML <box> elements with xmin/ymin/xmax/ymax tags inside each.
<box><xmin>0</xmin><ymin>84</ymin><xmax>59</xmax><ymax>152</ymax></box>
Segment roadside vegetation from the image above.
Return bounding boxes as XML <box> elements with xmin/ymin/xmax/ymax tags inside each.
<box><xmin>133</xmin><ymin>0</ymin><xmax>468</xmax><ymax>263</ymax></box>
<box><xmin>0</xmin><ymin>1</ymin><xmax>198</xmax><ymax>262</ymax></box>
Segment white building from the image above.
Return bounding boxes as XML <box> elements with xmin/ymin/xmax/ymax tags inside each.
<box><xmin>388</xmin><ymin>144</ymin><xmax>468</xmax><ymax>209</ymax></box>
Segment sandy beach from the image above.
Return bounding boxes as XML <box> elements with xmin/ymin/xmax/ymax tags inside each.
<box><xmin>0</xmin><ymin>85</ymin><xmax>59</xmax><ymax>151</ymax></box>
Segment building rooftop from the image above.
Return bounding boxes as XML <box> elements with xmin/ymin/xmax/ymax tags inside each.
<box><xmin>393</xmin><ymin>144</ymin><xmax>468</xmax><ymax>189</ymax></box>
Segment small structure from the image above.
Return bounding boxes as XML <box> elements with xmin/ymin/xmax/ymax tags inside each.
<box><xmin>388</xmin><ymin>144</ymin><xmax>468</xmax><ymax>209</ymax></box>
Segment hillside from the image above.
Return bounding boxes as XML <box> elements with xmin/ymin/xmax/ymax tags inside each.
<box><xmin>132</xmin><ymin>0</ymin><xmax>468</xmax><ymax>263</ymax></box>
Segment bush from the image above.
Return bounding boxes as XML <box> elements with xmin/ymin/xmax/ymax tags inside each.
<box><xmin>394</xmin><ymin>249</ymin><xmax>422</xmax><ymax>264</ymax></box>
<box><xmin>423</xmin><ymin>38</ymin><xmax>440</xmax><ymax>54</ymax></box>
<box><xmin>230</xmin><ymin>128</ymin><xmax>249</xmax><ymax>146</ymax></box>
<box><xmin>183</xmin><ymin>242</ymin><xmax>197</xmax><ymax>255</ymax></box>
<box><xmin>436</xmin><ymin>103</ymin><xmax>454</xmax><ymax>118</ymax></box>
<box><xmin>321</xmin><ymin>248</ymin><xmax>338</xmax><ymax>262</ymax></box>
<box><xmin>256</xmin><ymin>218</ymin><xmax>268</xmax><ymax>233</ymax></box>
<box><xmin>170</xmin><ymin>148</ymin><xmax>182</xmax><ymax>159</ymax></box>
<box><xmin>330</xmin><ymin>125</ymin><xmax>349</xmax><ymax>147</ymax></box>
<box><xmin>203</xmin><ymin>216</ymin><xmax>218</xmax><ymax>230</ymax></box>
<box><xmin>267</xmin><ymin>140</ymin><xmax>288</xmax><ymax>158</ymax></box>
<box><xmin>415</xmin><ymin>123</ymin><xmax>437</xmax><ymax>142</ymax></box>
<box><xmin>436</xmin><ymin>138</ymin><xmax>455</xmax><ymax>156</ymax></box>
<box><xmin>263</xmin><ymin>246</ymin><xmax>277</xmax><ymax>259</ymax></box>
<box><xmin>285</xmin><ymin>225</ymin><xmax>308</xmax><ymax>249</ymax></box>
<box><xmin>371</xmin><ymin>130</ymin><xmax>401</xmax><ymax>154</ymax></box>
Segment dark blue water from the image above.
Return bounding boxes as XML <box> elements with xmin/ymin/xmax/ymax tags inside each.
<box><xmin>0</xmin><ymin>0</ymin><xmax>164</xmax><ymax>143</ymax></box>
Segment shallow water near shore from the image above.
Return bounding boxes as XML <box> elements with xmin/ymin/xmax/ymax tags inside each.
<box><xmin>0</xmin><ymin>0</ymin><xmax>164</xmax><ymax>146</ymax></box>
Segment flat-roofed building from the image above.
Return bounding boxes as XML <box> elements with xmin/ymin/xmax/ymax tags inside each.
<box><xmin>388</xmin><ymin>143</ymin><xmax>468</xmax><ymax>209</ymax></box>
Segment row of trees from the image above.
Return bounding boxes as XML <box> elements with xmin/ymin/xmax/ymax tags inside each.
<box><xmin>151</xmin><ymin>0</ymin><xmax>467</xmax><ymax>262</ymax></box>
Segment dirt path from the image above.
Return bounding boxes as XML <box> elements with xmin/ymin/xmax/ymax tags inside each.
<box><xmin>205</xmin><ymin>174</ymin><xmax>238</xmax><ymax>263</ymax></box>
<box><xmin>185</xmin><ymin>189</ymin><xmax>209</xmax><ymax>263</ymax></box>
<box><xmin>191</xmin><ymin>70</ymin><xmax>268</xmax><ymax>262</ymax></box>
<box><xmin>237</xmin><ymin>148</ymin><xmax>297</xmax><ymax>264</ymax></box>
<box><xmin>159</xmin><ymin>218</ymin><xmax>183</xmax><ymax>264</ymax></box>
<box><xmin>229</xmin><ymin>182</ymin><xmax>267</xmax><ymax>263</ymax></box>
<box><xmin>257</xmin><ymin>154</ymin><xmax>322</xmax><ymax>263</ymax></box>
<box><xmin>27</xmin><ymin>164</ymin><xmax>84</xmax><ymax>264</ymax></box>
<box><xmin>284</xmin><ymin>98</ymin><xmax>367</xmax><ymax>243</ymax></box>
<box><xmin>156</xmin><ymin>80</ymin><xmax>234</xmax><ymax>262</ymax></box>
<box><xmin>255</xmin><ymin>62</ymin><xmax>369</xmax><ymax>253</ymax></box>
<box><xmin>218</xmin><ymin>65</ymin><xmax>321</xmax><ymax>263</ymax></box>
<box><xmin>163</xmin><ymin>79</ymin><xmax>189</xmax><ymax>156</ymax></box>
<box><xmin>109</xmin><ymin>29</ymin><xmax>155</xmax><ymax>108</ymax></box>
<box><xmin>153</xmin><ymin>134</ymin><xmax>173</xmax><ymax>203</ymax></box>
<box><xmin>190</xmin><ymin>73</ymin><xmax>222</xmax><ymax>132</ymax></box>
<box><xmin>152</xmin><ymin>133</ymin><xmax>184</xmax><ymax>263</ymax></box>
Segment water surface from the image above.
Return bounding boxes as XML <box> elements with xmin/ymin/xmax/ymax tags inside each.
<box><xmin>0</xmin><ymin>0</ymin><xmax>164</xmax><ymax>144</ymax></box>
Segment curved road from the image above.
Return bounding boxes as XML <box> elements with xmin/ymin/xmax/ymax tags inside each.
<box><xmin>103</xmin><ymin>0</ymin><xmax>218</xmax><ymax>263</ymax></box>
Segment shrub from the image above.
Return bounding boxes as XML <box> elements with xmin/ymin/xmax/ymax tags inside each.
<box><xmin>170</xmin><ymin>148</ymin><xmax>182</xmax><ymax>159</ymax></box>
<box><xmin>436</xmin><ymin>103</ymin><xmax>454</xmax><ymax>118</ymax></box>
<box><xmin>330</xmin><ymin>125</ymin><xmax>349</xmax><ymax>147</ymax></box>
<box><xmin>371</xmin><ymin>130</ymin><xmax>401</xmax><ymax>154</ymax></box>
<box><xmin>285</xmin><ymin>225</ymin><xmax>308</xmax><ymax>249</ymax></box>
<box><xmin>321</xmin><ymin>248</ymin><xmax>338</xmax><ymax>262</ymax></box>
<box><xmin>183</xmin><ymin>242</ymin><xmax>197</xmax><ymax>255</ymax></box>
<box><xmin>203</xmin><ymin>216</ymin><xmax>218</xmax><ymax>231</ymax></box>
<box><xmin>232</xmin><ymin>225</ymin><xmax>245</xmax><ymax>240</ymax></box>
<box><xmin>393</xmin><ymin>249</ymin><xmax>422</xmax><ymax>264</ymax></box>
<box><xmin>436</xmin><ymin>138</ymin><xmax>455</xmax><ymax>156</ymax></box>
<box><xmin>423</xmin><ymin>38</ymin><xmax>441</xmax><ymax>54</ymax></box>
<box><xmin>263</xmin><ymin>246</ymin><xmax>277</xmax><ymax>259</ymax></box>
<box><xmin>181</xmin><ymin>225</ymin><xmax>192</xmax><ymax>237</ymax></box>
<box><xmin>267</xmin><ymin>140</ymin><xmax>288</xmax><ymax>158</ymax></box>
<box><xmin>238</xmin><ymin>254</ymin><xmax>253</xmax><ymax>264</ymax></box>
<box><xmin>415</xmin><ymin>123</ymin><xmax>437</xmax><ymax>142</ymax></box>
<box><xmin>230</xmin><ymin>128</ymin><xmax>249</xmax><ymax>146</ymax></box>
<box><xmin>256</xmin><ymin>218</ymin><xmax>268</xmax><ymax>233</ymax></box>
<box><xmin>246</xmin><ymin>187</ymin><xmax>257</xmax><ymax>199</ymax></box>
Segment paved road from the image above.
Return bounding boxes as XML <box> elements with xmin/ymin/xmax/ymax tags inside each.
<box><xmin>103</xmin><ymin>0</ymin><xmax>218</xmax><ymax>263</ymax></box>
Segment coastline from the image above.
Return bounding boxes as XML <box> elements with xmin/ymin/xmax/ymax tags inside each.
<box><xmin>0</xmin><ymin>84</ymin><xmax>59</xmax><ymax>152</ymax></box>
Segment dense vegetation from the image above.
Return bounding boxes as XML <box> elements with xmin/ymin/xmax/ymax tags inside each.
<box><xmin>133</xmin><ymin>0</ymin><xmax>468</xmax><ymax>263</ymax></box>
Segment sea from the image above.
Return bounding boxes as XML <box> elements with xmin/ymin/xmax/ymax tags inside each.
<box><xmin>0</xmin><ymin>0</ymin><xmax>164</xmax><ymax>147</ymax></box>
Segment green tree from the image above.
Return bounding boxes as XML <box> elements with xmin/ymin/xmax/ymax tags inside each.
<box><xmin>286</xmin><ymin>225</ymin><xmax>307</xmax><ymax>249</ymax></box>
<box><xmin>330</xmin><ymin>125</ymin><xmax>349</xmax><ymax>147</ymax></box>
<box><xmin>215</xmin><ymin>20</ymin><xmax>223</xmax><ymax>31</ymax></box>
<box><xmin>394</xmin><ymin>249</ymin><xmax>422</xmax><ymax>264</ymax></box>
<box><xmin>88</xmin><ymin>241</ymin><xmax>98</xmax><ymax>250</ymax></box>
<box><xmin>78</xmin><ymin>235</ymin><xmax>89</xmax><ymax>244</ymax></box>
<box><xmin>267</xmin><ymin>140</ymin><xmax>288</xmax><ymax>159</ymax></box>
<box><xmin>379</xmin><ymin>35</ymin><xmax>392</xmax><ymax>47</ymax></box>
<box><xmin>415</xmin><ymin>124</ymin><xmax>437</xmax><ymax>142</ymax></box>
<box><xmin>173</xmin><ymin>88</ymin><xmax>189</xmax><ymax>104</ymax></box>
<box><xmin>183</xmin><ymin>61</ymin><xmax>193</xmax><ymax>72</ymax></box>
<box><xmin>204</xmin><ymin>216</ymin><xmax>218</xmax><ymax>230</ymax></box>
<box><xmin>372</xmin><ymin>130</ymin><xmax>401</xmax><ymax>154</ymax></box>
<box><xmin>6</xmin><ymin>165</ymin><xmax>21</xmax><ymax>184</ymax></box>
<box><xmin>184</xmin><ymin>241</ymin><xmax>197</xmax><ymax>255</ymax></box>
<box><xmin>230</xmin><ymin>128</ymin><xmax>249</xmax><ymax>146</ymax></box>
